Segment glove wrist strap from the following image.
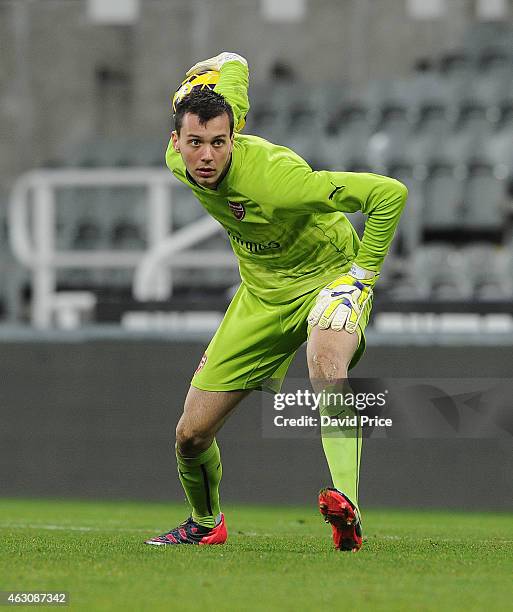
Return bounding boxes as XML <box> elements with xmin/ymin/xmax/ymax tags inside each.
<box><xmin>221</xmin><ymin>52</ymin><xmax>248</xmax><ymax>67</ymax></box>
<box><xmin>349</xmin><ymin>263</ymin><xmax>376</xmax><ymax>281</ymax></box>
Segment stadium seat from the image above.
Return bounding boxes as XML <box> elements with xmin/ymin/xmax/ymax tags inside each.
<box><xmin>72</xmin><ymin>218</ymin><xmax>104</xmax><ymax>250</ymax></box>
<box><xmin>324</xmin><ymin>101</ymin><xmax>374</xmax><ymax>168</ymax></box>
<box><xmin>280</xmin><ymin>97</ymin><xmax>326</xmax><ymax>168</ymax></box>
<box><xmin>312</xmin><ymin>81</ymin><xmax>351</xmax><ymax>121</ymax></box>
<box><xmin>244</xmin><ymin>83</ymin><xmax>289</xmax><ymax>143</ymax></box>
<box><xmin>367</xmin><ymin>103</ymin><xmax>412</xmax><ymax>170</ymax></box>
<box><xmin>54</xmin><ymin>187</ymin><xmax>81</xmax><ymax>250</ymax></box>
<box><xmin>364</xmin><ymin>77</ymin><xmax>422</xmax><ymax>116</ymax></box>
<box><xmin>468</xmin><ymin>50</ymin><xmax>512</xmax><ymax>107</ymax></box>
<box><xmin>408</xmin><ymin>72</ymin><xmax>453</xmax><ymax>110</ymax></box>
<box><xmin>438</xmin><ymin>51</ymin><xmax>474</xmax><ymax>78</ymax></box>
<box><xmin>455</xmin><ymin>101</ymin><xmax>494</xmax><ymax>136</ymax></box>
<box><xmin>244</xmin><ymin>106</ymin><xmax>287</xmax><ymax>143</ymax></box>
<box><xmin>108</xmin><ymin>187</ymin><xmax>146</xmax><ymax>234</ymax></box>
<box><xmin>316</xmin><ymin>136</ymin><xmax>345</xmax><ymax>171</ymax></box>
<box><xmin>498</xmin><ymin>99</ymin><xmax>513</xmax><ymax>126</ymax></box>
<box><xmin>362</xmin><ymin>79</ymin><xmax>396</xmax><ymax>116</ymax></box>
<box><xmin>437</xmin><ymin>52</ymin><xmax>476</xmax><ymax>106</ymax></box>
<box><xmin>386</xmin><ymin>160</ymin><xmax>423</xmax><ymax>255</ymax></box>
<box><xmin>325</xmin><ymin>100</ymin><xmax>374</xmax><ymax>136</ymax></box>
<box><xmin>462</xmin><ymin>161</ymin><xmax>505</xmax><ymax>230</ymax></box>
<box><xmin>55</xmin><ymin>185</ymin><xmax>145</xmax><ymax>289</ymax></box>
<box><xmin>484</xmin><ymin>125</ymin><xmax>513</xmax><ymax>168</ymax></box>
<box><xmin>415</xmin><ymin>245</ymin><xmax>472</xmax><ymax>300</ymax></box>
<box><xmin>442</xmin><ymin>102</ymin><xmax>494</xmax><ymax>165</ymax></box>
<box><xmin>408</xmin><ymin>102</ymin><xmax>454</xmax><ymax>166</ymax></box>
<box><xmin>422</xmin><ymin>162</ymin><xmax>464</xmax><ymax>229</ymax></box>
<box><xmin>390</xmin><ymin>244</ymin><xmax>471</xmax><ymax>300</ymax></box>
<box><xmin>375</xmin><ymin>103</ymin><xmax>411</xmax><ymax>132</ymax></box>
<box><xmin>52</xmin><ymin>185</ymin><xmax>103</xmax><ymax>288</ymax></box>
<box><xmin>460</xmin><ymin>244</ymin><xmax>513</xmax><ymax>301</ymax></box>
<box><xmin>109</xmin><ymin>220</ymin><xmax>145</xmax><ymax>249</ymax></box>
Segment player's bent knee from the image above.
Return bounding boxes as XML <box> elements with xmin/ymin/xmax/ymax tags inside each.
<box><xmin>307</xmin><ymin>327</ymin><xmax>358</xmax><ymax>383</ymax></box>
<box><xmin>176</xmin><ymin>430</ymin><xmax>211</xmax><ymax>456</ymax></box>
<box><xmin>307</xmin><ymin>349</ymin><xmax>348</xmax><ymax>383</ymax></box>
<box><xmin>175</xmin><ymin>421</ymin><xmax>211</xmax><ymax>456</ymax></box>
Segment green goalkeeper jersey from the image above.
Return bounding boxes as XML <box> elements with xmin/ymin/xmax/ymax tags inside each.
<box><xmin>166</xmin><ymin>61</ymin><xmax>408</xmax><ymax>303</ymax></box>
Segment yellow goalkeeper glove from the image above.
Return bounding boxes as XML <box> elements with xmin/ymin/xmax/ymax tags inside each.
<box><xmin>307</xmin><ymin>264</ymin><xmax>376</xmax><ymax>333</ymax></box>
<box><xmin>186</xmin><ymin>52</ymin><xmax>248</xmax><ymax>77</ymax></box>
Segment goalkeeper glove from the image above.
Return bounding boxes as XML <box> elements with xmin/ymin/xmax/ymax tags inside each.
<box><xmin>186</xmin><ymin>52</ymin><xmax>248</xmax><ymax>77</ymax></box>
<box><xmin>307</xmin><ymin>264</ymin><xmax>376</xmax><ymax>333</ymax></box>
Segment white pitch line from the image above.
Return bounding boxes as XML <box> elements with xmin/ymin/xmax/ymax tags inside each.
<box><xmin>0</xmin><ymin>524</ymin><xmax>276</xmax><ymax>536</ymax></box>
<box><xmin>0</xmin><ymin>523</ymin><xmax>152</xmax><ymax>533</ymax></box>
<box><xmin>0</xmin><ymin>524</ymin><xmax>512</xmax><ymax>544</ymax></box>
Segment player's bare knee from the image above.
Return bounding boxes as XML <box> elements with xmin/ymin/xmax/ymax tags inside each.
<box><xmin>175</xmin><ymin>421</ymin><xmax>209</xmax><ymax>456</ymax></box>
<box><xmin>308</xmin><ymin>349</ymin><xmax>348</xmax><ymax>383</ymax></box>
<box><xmin>176</xmin><ymin>429</ymin><xmax>209</xmax><ymax>456</ymax></box>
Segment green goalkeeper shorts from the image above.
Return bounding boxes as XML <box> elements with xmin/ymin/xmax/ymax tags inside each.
<box><xmin>191</xmin><ymin>283</ymin><xmax>372</xmax><ymax>393</ymax></box>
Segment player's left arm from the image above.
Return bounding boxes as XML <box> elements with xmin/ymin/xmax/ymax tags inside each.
<box><xmin>306</xmin><ymin>170</ymin><xmax>408</xmax><ymax>331</ymax></box>
<box><xmin>244</xmin><ymin>147</ymin><xmax>408</xmax><ymax>274</ymax></box>
<box><xmin>328</xmin><ymin>170</ymin><xmax>408</xmax><ymax>276</ymax></box>
<box><xmin>241</xmin><ymin>148</ymin><xmax>408</xmax><ymax>331</ymax></box>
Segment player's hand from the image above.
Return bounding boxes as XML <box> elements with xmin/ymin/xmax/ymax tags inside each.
<box><xmin>186</xmin><ymin>52</ymin><xmax>248</xmax><ymax>77</ymax></box>
<box><xmin>307</xmin><ymin>265</ymin><xmax>376</xmax><ymax>333</ymax></box>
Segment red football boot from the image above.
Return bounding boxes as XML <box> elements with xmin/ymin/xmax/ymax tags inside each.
<box><xmin>319</xmin><ymin>488</ymin><xmax>363</xmax><ymax>552</ymax></box>
<box><xmin>144</xmin><ymin>514</ymin><xmax>227</xmax><ymax>546</ymax></box>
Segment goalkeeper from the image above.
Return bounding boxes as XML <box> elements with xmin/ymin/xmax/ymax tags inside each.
<box><xmin>145</xmin><ymin>52</ymin><xmax>408</xmax><ymax>552</ymax></box>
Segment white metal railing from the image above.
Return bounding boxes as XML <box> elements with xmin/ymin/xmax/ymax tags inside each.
<box><xmin>9</xmin><ymin>168</ymin><xmax>236</xmax><ymax>329</ymax></box>
<box><xmin>132</xmin><ymin>216</ymin><xmax>236</xmax><ymax>300</ymax></box>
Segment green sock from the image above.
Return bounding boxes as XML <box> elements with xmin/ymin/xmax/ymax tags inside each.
<box><xmin>318</xmin><ymin>384</ymin><xmax>362</xmax><ymax>510</ymax></box>
<box><xmin>176</xmin><ymin>439</ymin><xmax>222</xmax><ymax>528</ymax></box>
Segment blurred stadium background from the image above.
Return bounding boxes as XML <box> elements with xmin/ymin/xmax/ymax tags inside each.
<box><xmin>1</xmin><ymin>0</ymin><xmax>512</xmax><ymax>509</ymax></box>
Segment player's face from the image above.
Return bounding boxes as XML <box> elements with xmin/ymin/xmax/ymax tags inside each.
<box><xmin>172</xmin><ymin>112</ymin><xmax>233</xmax><ymax>188</ymax></box>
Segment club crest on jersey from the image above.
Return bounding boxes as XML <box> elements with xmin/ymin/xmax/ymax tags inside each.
<box><xmin>228</xmin><ymin>200</ymin><xmax>246</xmax><ymax>220</ymax></box>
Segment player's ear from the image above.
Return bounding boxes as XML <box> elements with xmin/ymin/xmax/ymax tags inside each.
<box><xmin>171</xmin><ymin>130</ymin><xmax>180</xmax><ymax>153</ymax></box>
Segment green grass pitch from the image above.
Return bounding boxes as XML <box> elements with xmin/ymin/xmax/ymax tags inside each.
<box><xmin>0</xmin><ymin>499</ymin><xmax>512</xmax><ymax>611</ymax></box>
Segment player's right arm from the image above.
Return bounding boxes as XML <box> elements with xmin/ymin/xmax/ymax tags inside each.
<box><xmin>186</xmin><ymin>51</ymin><xmax>250</xmax><ymax>132</ymax></box>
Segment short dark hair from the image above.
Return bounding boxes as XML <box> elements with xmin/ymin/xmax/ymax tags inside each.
<box><xmin>174</xmin><ymin>89</ymin><xmax>234</xmax><ymax>135</ymax></box>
